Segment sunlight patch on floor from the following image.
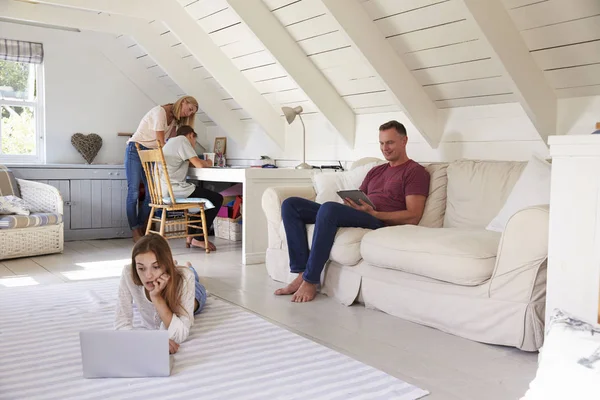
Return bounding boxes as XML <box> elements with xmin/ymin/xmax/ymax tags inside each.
<box><xmin>0</xmin><ymin>276</ymin><xmax>39</xmax><ymax>287</ymax></box>
<box><xmin>62</xmin><ymin>258</ymin><xmax>129</xmax><ymax>281</ymax></box>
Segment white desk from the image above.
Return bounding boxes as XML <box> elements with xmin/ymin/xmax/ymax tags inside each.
<box><xmin>188</xmin><ymin>167</ymin><xmax>314</xmax><ymax>265</ymax></box>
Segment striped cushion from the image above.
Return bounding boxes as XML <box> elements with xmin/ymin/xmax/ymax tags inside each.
<box><xmin>161</xmin><ymin>197</ymin><xmax>215</xmax><ymax>210</ymax></box>
<box><xmin>0</xmin><ymin>212</ymin><xmax>63</xmax><ymax>229</ymax></box>
<box><xmin>0</xmin><ymin>165</ymin><xmax>21</xmax><ymax>197</ymax></box>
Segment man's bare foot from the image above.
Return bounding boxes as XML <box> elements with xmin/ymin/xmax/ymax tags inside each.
<box><xmin>190</xmin><ymin>238</ymin><xmax>217</xmax><ymax>251</ymax></box>
<box><xmin>132</xmin><ymin>228</ymin><xmax>143</xmax><ymax>243</ymax></box>
<box><xmin>274</xmin><ymin>274</ymin><xmax>303</xmax><ymax>296</ymax></box>
<box><xmin>292</xmin><ymin>281</ymin><xmax>317</xmax><ymax>303</ymax></box>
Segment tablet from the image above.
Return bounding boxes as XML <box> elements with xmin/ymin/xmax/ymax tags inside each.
<box><xmin>337</xmin><ymin>190</ymin><xmax>376</xmax><ymax>209</ymax></box>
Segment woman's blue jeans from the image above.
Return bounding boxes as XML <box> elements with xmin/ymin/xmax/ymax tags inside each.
<box><xmin>124</xmin><ymin>142</ymin><xmax>151</xmax><ymax>230</ymax></box>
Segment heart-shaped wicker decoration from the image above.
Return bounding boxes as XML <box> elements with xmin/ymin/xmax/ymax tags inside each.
<box><xmin>71</xmin><ymin>133</ymin><xmax>103</xmax><ymax>164</ymax></box>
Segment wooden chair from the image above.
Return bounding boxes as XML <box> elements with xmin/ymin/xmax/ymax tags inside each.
<box><xmin>136</xmin><ymin>141</ymin><xmax>210</xmax><ymax>253</ymax></box>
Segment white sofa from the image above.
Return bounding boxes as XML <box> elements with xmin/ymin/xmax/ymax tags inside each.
<box><xmin>262</xmin><ymin>158</ymin><xmax>550</xmax><ymax>351</ymax></box>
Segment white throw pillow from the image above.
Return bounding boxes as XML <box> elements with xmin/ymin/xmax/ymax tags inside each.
<box><xmin>486</xmin><ymin>154</ymin><xmax>551</xmax><ymax>232</ymax></box>
<box><xmin>312</xmin><ymin>162</ymin><xmax>378</xmax><ymax>204</ymax></box>
<box><xmin>520</xmin><ymin>309</ymin><xmax>600</xmax><ymax>400</ymax></box>
<box><xmin>0</xmin><ymin>195</ymin><xmax>30</xmax><ymax>216</ymax></box>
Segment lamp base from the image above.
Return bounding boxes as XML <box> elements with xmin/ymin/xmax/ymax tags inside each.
<box><xmin>295</xmin><ymin>162</ymin><xmax>312</xmax><ymax>170</ymax></box>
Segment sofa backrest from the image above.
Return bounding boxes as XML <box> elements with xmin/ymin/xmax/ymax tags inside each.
<box><xmin>443</xmin><ymin>160</ymin><xmax>526</xmax><ymax>229</ymax></box>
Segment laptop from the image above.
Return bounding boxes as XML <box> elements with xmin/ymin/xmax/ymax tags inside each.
<box><xmin>80</xmin><ymin>330</ymin><xmax>172</xmax><ymax>378</ymax></box>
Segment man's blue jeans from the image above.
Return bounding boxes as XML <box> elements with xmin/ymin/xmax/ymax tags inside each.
<box><xmin>281</xmin><ymin>197</ymin><xmax>385</xmax><ymax>284</ymax></box>
<box><xmin>124</xmin><ymin>142</ymin><xmax>151</xmax><ymax>230</ymax></box>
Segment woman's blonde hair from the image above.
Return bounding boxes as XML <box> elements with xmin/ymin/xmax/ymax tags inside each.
<box><xmin>171</xmin><ymin>95</ymin><xmax>198</xmax><ymax>128</ymax></box>
<box><xmin>131</xmin><ymin>233</ymin><xmax>187</xmax><ymax>317</ymax></box>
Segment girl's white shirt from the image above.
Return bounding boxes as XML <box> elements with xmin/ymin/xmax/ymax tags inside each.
<box><xmin>114</xmin><ymin>264</ymin><xmax>196</xmax><ymax>344</ymax></box>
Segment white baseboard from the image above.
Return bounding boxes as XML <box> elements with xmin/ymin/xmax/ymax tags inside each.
<box><xmin>244</xmin><ymin>252</ymin><xmax>265</xmax><ymax>265</ymax></box>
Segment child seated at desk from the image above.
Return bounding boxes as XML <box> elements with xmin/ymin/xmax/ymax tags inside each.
<box><xmin>161</xmin><ymin>125</ymin><xmax>223</xmax><ymax>251</ymax></box>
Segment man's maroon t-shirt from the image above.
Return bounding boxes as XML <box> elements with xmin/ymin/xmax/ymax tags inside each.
<box><xmin>359</xmin><ymin>160</ymin><xmax>430</xmax><ymax>212</ymax></box>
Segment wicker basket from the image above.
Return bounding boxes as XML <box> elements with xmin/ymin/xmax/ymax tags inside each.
<box><xmin>215</xmin><ymin>217</ymin><xmax>242</xmax><ymax>241</ymax></box>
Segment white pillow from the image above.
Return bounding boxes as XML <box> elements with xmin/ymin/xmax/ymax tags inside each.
<box><xmin>312</xmin><ymin>162</ymin><xmax>378</xmax><ymax>204</ymax></box>
<box><xmin>520</xmin><ymin>309</ymin><xmax>600</xmax><ymax>400</ymax></box>
<box><xmin>0</xmin><ymin>195</ymin><xmax>30</xmax><ymax>216</ymax></box>
<box><xmin>486</xmin><ymin>154</ymin><xmax>551</xmax><ymax>232</ymax></box>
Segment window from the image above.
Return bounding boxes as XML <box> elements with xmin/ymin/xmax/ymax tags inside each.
<box><xmin>0</xmin><ymin>40</ymin><xmax>45</xmax><ymax>164</ymax></box>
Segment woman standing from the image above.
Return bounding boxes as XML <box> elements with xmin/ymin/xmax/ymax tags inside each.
<box><xmin>125</xmin><ymin>96</ymin><xmax>199</xmax><ymax>242</ymax></box>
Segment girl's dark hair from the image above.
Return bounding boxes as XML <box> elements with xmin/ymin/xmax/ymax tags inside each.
<box><xmin>176</xmin><ymin>125</ymin><xmax>197</xmax><ymax>138</ymax></box>
<box><xmin>131</xmin><ymin>234</ymin><xmax>186</xmax><ymax>317</ymax></box>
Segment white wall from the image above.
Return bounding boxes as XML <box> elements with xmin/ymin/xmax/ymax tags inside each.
<box><xmin>1</xmin><ymin>22</ymin><xmax>158</xmax><ymax>165</ymax></box>
<box><xmin>207</xmin><ymin>96</ymin><xmax>600</xmax><ymax>167</ymax></box>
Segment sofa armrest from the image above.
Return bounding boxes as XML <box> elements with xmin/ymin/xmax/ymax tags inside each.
<box><xmin>261</xmin><ymin>186</ymin><xmax>316</xmax><ymax>249</ymax></box>
<box><xmin>489</xmin><ymin>205</ymin><xmax>549</xmax><ymax>301</ymax></box>
<box><xmin>17</xmin><ymin>178</ymin><xmax>64</xmax><ymax>215</ymax></box>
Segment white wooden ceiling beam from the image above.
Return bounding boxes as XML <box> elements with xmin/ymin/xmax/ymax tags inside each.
<box><xmin>32</xmin><ymin>0</ymin><xmax>153</xmax><ymax>19</ymax></box>
<box><xmin>0</xmin><ymin>0</ymin><xmax>248</xmax><ymax>144</ymax></box>
<box><xmin>320</xmin><ymin>0</ymin><xmax>441</xmax><ymax>148</ymax></box>
<box><xmin>89</xmin><ymin>32</ymin><xmax>177</xmax><ymax>106</ymax></box>
<box><xmin>227</xmin><ymin>0</ymin><xmax>356</xmax><ymax>147</ymax></box>
<box><xmin>30</xmin><ymin>0</ymin><xmax>287</xmax><ymax>149</ymax></box>
<box><xmin>457</xmin><ymin>0</ymin><xmax>557</xmax><ymax>143</ymax></box>
<box><xmin>160</xmin><ymin>1</ymin><xmax>285</xmax><ymax>149</ymax></box>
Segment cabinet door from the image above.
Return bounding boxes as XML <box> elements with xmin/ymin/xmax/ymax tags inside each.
<box><xmin>70</xmin><ymin>179</ymin><xmax>128</xmax><ymax>230</ymax></box>
<box><xmin>34</xmin><ymin>179</ymin><xmax>71</xmax><ymax>230</ymax></box>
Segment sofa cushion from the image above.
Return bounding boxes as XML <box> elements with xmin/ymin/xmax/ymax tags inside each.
<box><xmin>0</xmin><ymin>212</ymin><xmax>63</xmax><ymax>229</ymax></box>
<box><xmin>0</xmin><ymin>195</ymin><xmax>30</xmax><ymax>216</ymax></box>
<box><xmin>361</xmin><ymin>225</ymin><xmax>502</xmax><ymax>286</ymax></box>
<box><xmin>418</xmin><ymin>163</ymin><xmax>448</xmax><ymax>228</ymax></box>
<box><xmin>280</xmin><ymin>222</ymin><xmax>371</xmax><ymax>266</ymax></box>
<box><xmin>0</xmin><ymin>165</ymin><xmax>21</xmax><ymax>197</ymax></box>
<box><xmin>487</xmin><ymin>154</ymin><xmax>551</xmax><ymax>232</ymax></box>
<box><xmin>311</xmin><ymin>161</ymin><xmax>382</xmax><ymax>204</ymax></box>
<box><xmin>444</xmin><ymin>160</ymin><xmax>526</xmax><ymax>229</ymax></box>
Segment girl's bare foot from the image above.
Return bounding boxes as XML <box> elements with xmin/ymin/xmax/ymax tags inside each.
<box><xmin>190</xmin><ymin>238</ymin><xmax>217</xmax><ymax>251</ymax></box>
<box><xmin>274</xmin><ymin>274</ymin><xmax>303</xmax><ymax>295</ymax></box>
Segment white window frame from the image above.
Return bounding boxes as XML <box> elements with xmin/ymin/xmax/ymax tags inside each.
<box><xmin>0</xmin><ymin>63</ymin><xmax>45</xmax><ymax>164</ymax></box>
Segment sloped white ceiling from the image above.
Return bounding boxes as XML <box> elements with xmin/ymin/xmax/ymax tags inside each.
<box><xmin>503</xmin><ymin>0</ymin><xmax>600</xmax><ymax>98</ymax></box>
<box><xmin>4</xmin><ymin>0</ymin><xmax>599</xmax><ymax>145</ymax></box>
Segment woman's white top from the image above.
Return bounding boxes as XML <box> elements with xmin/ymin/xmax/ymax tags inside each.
<box><xmin>128</xmin><ymin>105</ymin><xmax>176</xmax><ymax>149</ymax></box>
<box><xmin>114</xmin><ymin>264</ymin><xmax>196</xmax><ymax>344</ymax></box>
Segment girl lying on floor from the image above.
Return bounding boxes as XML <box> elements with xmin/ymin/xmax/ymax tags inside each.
<box><xmin>114</xmin><ymin>233</ymin><xmax>207</xmax><ymax>354</ymax></box>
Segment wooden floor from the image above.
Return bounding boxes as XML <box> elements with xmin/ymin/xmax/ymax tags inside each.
<box><xmin>0</xmin><ymin>237</ymin><xmax>538</xmax><ymax>400</ymax></box>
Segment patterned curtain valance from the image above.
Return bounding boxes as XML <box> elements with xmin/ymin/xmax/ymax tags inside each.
<box><xmin>0</xmin><ymin>39</ymin><xmax>44</xmax><ymax>64</ymax></box>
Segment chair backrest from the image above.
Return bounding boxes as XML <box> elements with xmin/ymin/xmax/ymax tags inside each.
<box><xmin>136</xmin><ymin>141</ymin><xmax>176</xmax><ymax>205</ymax></box>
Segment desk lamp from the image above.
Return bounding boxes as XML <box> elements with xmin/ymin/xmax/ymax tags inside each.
<box><xmin>282</xmin><ymin>105</ymin><xmax>311</xmax><ymax>169</ymax></box>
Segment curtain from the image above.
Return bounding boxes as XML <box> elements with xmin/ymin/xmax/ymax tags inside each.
<box><xmin>0</xmin><ymin>38</ymin><xmax>44</xmax><ymax>64</ymax></box>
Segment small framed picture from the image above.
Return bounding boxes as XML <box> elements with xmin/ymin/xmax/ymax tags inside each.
<box><xmin>214</xmin><ymin>137</ymin><xmax>227</xmax><ymax>155</ymax></box>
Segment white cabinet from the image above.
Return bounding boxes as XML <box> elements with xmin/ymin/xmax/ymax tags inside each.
<box><xmin>9</xmin><ymin>165</ymin><xmax>131</xmax><ymax>241</ymax></box>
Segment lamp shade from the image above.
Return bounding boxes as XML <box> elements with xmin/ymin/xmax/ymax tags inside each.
<box><xmin>282</xmin><ymin>105</ymin><xmax>303</xmax><ymax>125</ymax></box>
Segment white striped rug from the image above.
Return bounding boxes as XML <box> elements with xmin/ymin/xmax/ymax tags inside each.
<box><xmin>0</xmin><ymin>278</ymin><xmax>429</xmax><ymax>400</ymax></box>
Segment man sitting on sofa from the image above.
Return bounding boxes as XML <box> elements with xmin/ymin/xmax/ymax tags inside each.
<box><xmin>275</xmin><ymin>120</ymin><xmax>431</xmax><ymax>302</ymax></box>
